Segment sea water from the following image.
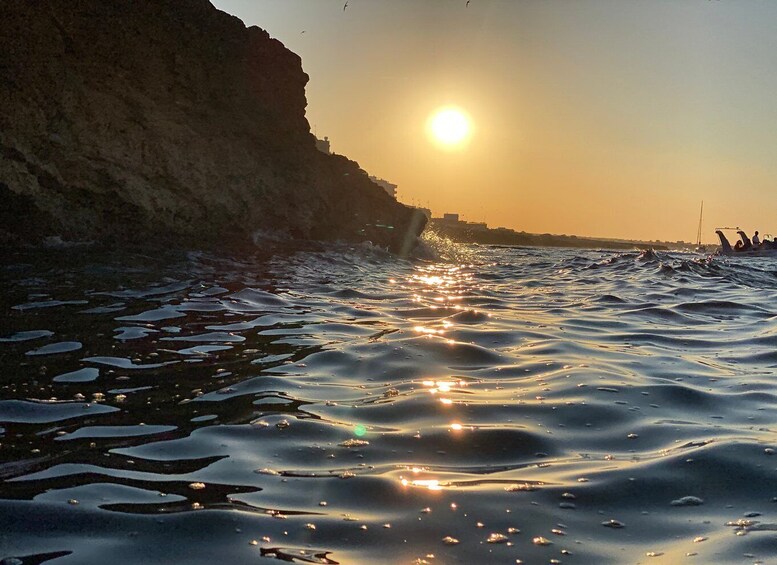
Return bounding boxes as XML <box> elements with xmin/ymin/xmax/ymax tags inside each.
<box><xmin>1</xmin><ymin>241</ymin><xmax>777</xmax><ymax>564</ymax></box>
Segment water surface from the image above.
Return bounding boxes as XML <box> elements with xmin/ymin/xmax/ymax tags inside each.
<box><xmin>1</xmin><ymin>243</ymin><xmax>777</xmax><ymax>564</ymax></box>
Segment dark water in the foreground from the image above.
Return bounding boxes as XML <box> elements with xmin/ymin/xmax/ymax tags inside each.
<box><xmin>2</xmin><ymin>241</ymin><xmax>777</xmax><ymax>565</ymax></box>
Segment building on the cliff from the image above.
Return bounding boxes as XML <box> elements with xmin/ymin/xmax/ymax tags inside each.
<box><xmin>315</xmin><ymin>136</ymin><xmax>331</xmax><ymax>154</ymax></box>
<box><xmin>369</xmin><ymin>176</ymin><xmax>397</xmax><ymax>199</ymax></box>
<box><xmin>436</xmin><ymin>213</ymin><xmax>489</xmax><ymax>230</ymax></box>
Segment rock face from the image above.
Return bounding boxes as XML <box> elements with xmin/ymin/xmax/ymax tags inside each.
<box><xmin>0</xmin><ymin>0</ymin><xmax>425</xmax><ymax>253</ymax></box>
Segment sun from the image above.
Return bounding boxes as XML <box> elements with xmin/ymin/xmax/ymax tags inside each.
<box><xmin>427</xmin><ymin>106</ymin><xmax>471</xmax><ymax>148</ymax></box>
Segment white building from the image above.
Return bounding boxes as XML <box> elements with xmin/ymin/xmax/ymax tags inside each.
<box><xmin>369</xmin><ymin>176</ymin><xmax>398</xmax><ymax>199</ymax></box>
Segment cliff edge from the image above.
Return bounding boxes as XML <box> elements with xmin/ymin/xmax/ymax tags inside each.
<box><xmin>0</xmin><ymin>0</ymin><xmax>425</xmax><ymax>253</ymax></box>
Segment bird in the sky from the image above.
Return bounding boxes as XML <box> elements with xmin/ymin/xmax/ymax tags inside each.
<box><xmin>343</xmin><ymin>1</ymin><xmax>349</xmax><ymax>11</ymax></box>
<box><xmin>466</xmin><ymin>0</ymin><xmax>470</xmax><ymax>6</ymax></box>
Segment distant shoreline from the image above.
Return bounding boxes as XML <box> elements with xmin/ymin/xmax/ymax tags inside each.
<box><xmin>429</xmin><ymin>219</ymin><xmax>669</xmax><ymax>251</ymax></box>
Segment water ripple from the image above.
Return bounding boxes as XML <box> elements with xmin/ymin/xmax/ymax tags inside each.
<box><xmin>1</xmin><ymin>244</ymin><xmax>777</xmax><ymax>563</ymax></box>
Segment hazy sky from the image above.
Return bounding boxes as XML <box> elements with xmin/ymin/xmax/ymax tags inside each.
<box><xmin>212</xmin><ymin>0</ymin><xmax>777</xmax><ymax>243</ymax></box>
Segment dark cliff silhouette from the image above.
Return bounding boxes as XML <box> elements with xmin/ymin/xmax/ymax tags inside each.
<box><xmin>0</xmin><ymin>0</ymin><xmax>425</xmax><ymax>252</ymax></box>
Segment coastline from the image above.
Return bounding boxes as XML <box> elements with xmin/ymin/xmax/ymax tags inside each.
<box><xmin>429</xmin><ymin>219</ymin><xmax>671</xmax><ymax>251</ymax></box>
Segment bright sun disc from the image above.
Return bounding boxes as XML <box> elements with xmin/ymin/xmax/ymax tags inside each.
<box><xmin>428</xmin><ymin>107</ymin><xmax>471</xmax><ymax>147</ymax></box>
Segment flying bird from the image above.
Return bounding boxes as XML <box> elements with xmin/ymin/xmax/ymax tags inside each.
<box><xmin>343</xmin><ymin>1</ymin><xmax>348</xmax><ymax>11</ymax></box>
<box><xmin>466</xmin><ymin>0</ymin><xmax>470</xmax><ymax>6</ymax></box>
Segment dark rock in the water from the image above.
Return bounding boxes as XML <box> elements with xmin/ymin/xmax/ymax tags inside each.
<box><xmin>0</xmin><ymin>0</ymin><xmax>425</xmax><ymax>253</ymax></box>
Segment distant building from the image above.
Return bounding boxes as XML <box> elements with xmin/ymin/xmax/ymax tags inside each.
<box><xmin>437</xmin><ymin>214</ymin><xmax>489</xmax><ymax>228</ymax></box>
<box><xmin>315</xmin><ymin>136</ymin><xmax>331</xmax><ymax>154</ymax></box>
<box><xmin>368</xmin><ymin>176</ymin><xmax>398</xmax><ymax>199</ymax></box>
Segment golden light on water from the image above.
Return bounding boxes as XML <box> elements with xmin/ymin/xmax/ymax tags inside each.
<box><xmin>400</xmin><ymin>466</ymin><xmax>444</xmax><ymax>491</ymax></box>
<box><xmin>416</xmin><ymin>274</ymin><xmax>446</xmax><ymax>286</ymax></box>
<box><xmin>400</xmin><ymin>478</ymin><xmax>444</xmax><ymax>491</ymax></box>
<box><xmin>421</xmin><ymin>379</ymin><xmax>466</xmax><ymax>394</ymax></box>
<box><xmin>419</xmin><ymin>379</ymin><xmax>468</xmax><ymax>407</ymax></box>
<box><xmin>413</xmin><ymin>325</ymin><xmax>444</xmax><ymax>335</ymax></box>
<box><xmin>427</xmin><ymin>106</ymin><xmax>471</xmax><ymax>149</ymax></box>
<box><xmin>412</xmin><ymin>479</ymin><xmax>443</xmax><ymax>491</ymax></box>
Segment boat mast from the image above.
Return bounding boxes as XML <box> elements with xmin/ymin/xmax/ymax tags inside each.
<box><xmin>696</xmin><ymin>201</ymin><xmax>704</xmax><ymax>246</ymax></box>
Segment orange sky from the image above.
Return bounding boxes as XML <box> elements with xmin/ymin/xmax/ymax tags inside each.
<box><xmin>213</xmin><ymin>0</ymin><xmax>777</xmax><ymax>243</ymax></box>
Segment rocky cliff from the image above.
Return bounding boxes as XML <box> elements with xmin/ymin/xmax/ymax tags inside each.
<box><xmin>0</xmin><ymin>0</ymin><xmax>425</xmax><ymax>253</ymax></box>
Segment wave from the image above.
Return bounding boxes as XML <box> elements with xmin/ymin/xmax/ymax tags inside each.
<box><xmin>2</xmin><ymin>243</ymin><xmax>777</xmax><ymax>564</ymax></box>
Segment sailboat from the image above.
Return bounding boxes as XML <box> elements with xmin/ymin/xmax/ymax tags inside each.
<box><xmin>695</xmin><ymin>201</ymin><xmax>708</xmax><ymax>253</ymax></box>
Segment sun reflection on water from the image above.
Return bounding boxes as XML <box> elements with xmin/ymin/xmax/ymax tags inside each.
<box><xmin>399</xmin><ymin>466</ymin><xmax>447</xmax><ymax>492</ymax></box>
<box><xmin>410</xmin><ymin>265</ymin><xmax>474</xmax><ymax>308</ymax></box>
<box><xmin>421</xmin><ymin>379</ymin><xmax>467</xmax><ymax>393</ymax></box>
<box><xmin>420</xmin><ymin>378</ymin><xmax>469</xmax><ymax>406</ymax></box>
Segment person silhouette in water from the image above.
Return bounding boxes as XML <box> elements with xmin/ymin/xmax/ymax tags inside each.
<box><xmin>736</xmin><ymin>230</ymin><xmax>752</xmax><ymax>251</ymax></box>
